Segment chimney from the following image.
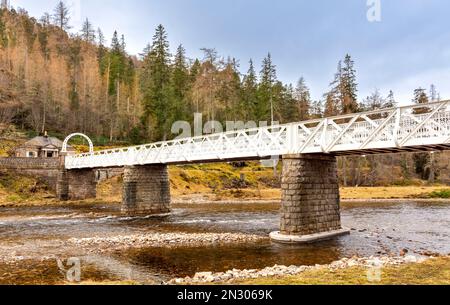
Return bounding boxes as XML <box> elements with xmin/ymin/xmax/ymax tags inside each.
<box><xmin>44</xmin><ymin>131</ymin><xmax>48</xmax><ymax>138</ymax></box>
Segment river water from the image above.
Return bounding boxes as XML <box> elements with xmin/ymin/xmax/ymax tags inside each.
<box><xmin>0</xmin><ymin>201</ymin><xmax>449</xmax><ymax>284</ymax></box>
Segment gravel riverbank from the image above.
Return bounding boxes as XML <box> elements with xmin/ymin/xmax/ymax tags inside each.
<box><xmin>166</xmin><ymin>255</ymin><xmax>429</xmax><ymax>284</ymax></box>
<box><xmin>67</xmin><ymin>232</ymin><xmax>267</xmax><ymax>252</ymax></box>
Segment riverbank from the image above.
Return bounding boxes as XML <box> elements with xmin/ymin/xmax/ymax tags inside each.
<box><xmin>167</xmin><ymin>255</ymin><xmax>450</xmax><ymax>285</ymax></box>
<box><xmin>1</xmin><ymin>159</ymin><xmax>450</xmax><ymax>207</ymax></box>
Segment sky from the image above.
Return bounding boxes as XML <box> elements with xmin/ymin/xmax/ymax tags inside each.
<box><xmin>9</xmin><ymin>0</ymin><xmax>450</xmax><ymax>104</ymax></box>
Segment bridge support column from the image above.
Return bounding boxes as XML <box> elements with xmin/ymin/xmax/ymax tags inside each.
<box><xmin>122</xmin><ymin>165</ymin><xmax>171</xmax><ymax>216</ymax></box>
<box><xmin>270</xmin><ymin>154</ymin><xmax>349</xmax><ymax>244</ymax></box>
<box><xmin>56</xmin><ymin>169</ymin><xmax>97</xmax><ymax>201</ymax></box>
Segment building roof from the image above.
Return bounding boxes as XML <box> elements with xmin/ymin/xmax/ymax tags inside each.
<box><xmin>21</xmin><ymin>136</ymin><xmax>73</xmax><ymax>150</ymax></box>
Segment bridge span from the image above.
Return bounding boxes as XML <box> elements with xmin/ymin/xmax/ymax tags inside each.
<box><xmin>57</xmin><ymin>100</ymin><xmax>450</xmax><ymax>243</ymax></box>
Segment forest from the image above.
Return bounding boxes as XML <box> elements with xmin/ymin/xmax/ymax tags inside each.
<box><xmin>0</xmin><ymin>2</ymin><xmax>448</xmax><ymax>186</ymax></box>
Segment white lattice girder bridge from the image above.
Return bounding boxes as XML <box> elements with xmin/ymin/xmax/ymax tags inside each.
<box><xmin>65</xmin><ymin>100</ymin><xmax>450</xmax><ymax>169</ymax></box>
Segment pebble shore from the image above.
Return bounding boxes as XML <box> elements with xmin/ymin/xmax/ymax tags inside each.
<box><xmin>67</xmin><ymin>232</ymin><xmax>266</xmax><ymax>251</ymax></box>
<box><xmin>166</xmin><ymin>255</ymin><xmax>428</xmax><ymax>284</ymax></box>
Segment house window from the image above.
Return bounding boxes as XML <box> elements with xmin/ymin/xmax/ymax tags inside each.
<box><xmin>26</xmin><ymin>151</ymin><xmax>36</xmax><ymax>158</ymax></box>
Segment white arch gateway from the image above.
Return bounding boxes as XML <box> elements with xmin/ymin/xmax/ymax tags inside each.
<box><xmin>62</xmin><ymin>133</ymin><xmax>94</xmax><ymax>154</ymax></box>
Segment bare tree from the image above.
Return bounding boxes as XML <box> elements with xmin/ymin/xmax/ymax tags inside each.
<box><xmin>52</xmin><ymin>1</ymin><xmax>71</xmax><ymax>30</ymax></box>
<box><xmin>80</xmin><ymin>18</ymin><xmax>96</xmax><ymax>42</ymax></box>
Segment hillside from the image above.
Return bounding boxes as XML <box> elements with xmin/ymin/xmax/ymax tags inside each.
<box><xmin>0</xmin><ymin>5</ymin><xmax>449</xmax><ymax>190</ymax></box>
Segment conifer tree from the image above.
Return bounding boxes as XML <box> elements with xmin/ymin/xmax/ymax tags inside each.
<box><xmin>257</xmin><ymin>53</ymin><xmax>277</xmax><ymax>123</ymax></box>
<box><xmin>279</xmin><ymin>83</ymin><xmax>298</xmax><ymax>123</ymax></box>
<box><xmin>341</xmin><ymin>54</ymin><xmax>359</xmax><ymax>113</ymax></box>
<box><xmin>384</xmin><ymin>90</ymin><xmax>397</xmax><ymax>108</ymax></box>
<box><xmin>140</xmin><ymin>24</ymin><xmax>172</xmax><ymax>140</ymax></box>
<box><xmin>188</xmin><ymin>59</ymin><xmax>201</xmax><ymax>113</ymax></box>
<box><xmin>294</xmin><ymin>77</ymin><xmax>311</xmax><ymax>121</ymax></box>
<box><xmin>52</xmin><ymin>1</ymin><xmax>71</xmax><ymax>30</ymax></box>
<box><xmin>242</xmin><ymin>59</ymin><xmax>258</xmax><ymax>120</ymax></box>
<box><xmin>80</xmin><ymin>18</ymin><xmax>96</xmax><ymax>43</ymax></box>
<box><xmin>412</xmin><ymin>87</ymin><xmax>430</xmax><ymax>114</ymax></box>
<box><xmin>310</xmin><ymin>100</ymin><xmax>324</xmax><ymax>119</ymax></box>
<box><xmin>171</xmin><ymin>44</ymin><xmax>189</xmax><ymax>123</ymax></box>
<box><xmin>326</xmin><ymin>55</ymin><xmax>359</xmax><ymax>115</ymax></box>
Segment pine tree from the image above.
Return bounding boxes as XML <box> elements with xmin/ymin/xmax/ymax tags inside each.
<box><xmin>279</xmin><ymin>84</ymin><xmax>298</xmax><ymax>123</ymax></box>
<box><xmin>120</xmin><ymin>34</ymin><xmax>126</xmax><ymax>53</ymax></box>
<box><xmin>140</xmin><ymin>24</ymin><xmax>172</xmax><ymax>140</ymax></box>
<box><xmin>80</xmin><ymin>18</ymin><xmax>96</xmax><ymax>43</ymax></box>
<box><xmin>217</xmin><ymin>57</ymin><xmax>241</xmax><ymax>121</ymax></box>
<box><xmin>242</xmin><ymin>59</ymin><xmax>258</xmax><ymax>120</ymax></box>
<box><xmin>171</xmin><ymin>44</ymin><xmax>189</xmax><ymax>123</ymax></box>
<box><xmin>111</xmin><ymin>31</ymin><xmax>121</xmax><ymax>53</ymax></box>
<box><xmin>384</xmin><ymin>90</ymin><xmax>397</xmax><ymax>108</ymax></box>
<box><xmin>429</xmin><ymin>84</ymin><xmax>438</xmax><ymax>102</ymax></box>
<box><xmin>324</xmin><ymin>91</ymin><xmax>340</xmax><ymax>117</ymax></box>
<box><xmin>294</xmin><ymin>77</ymin><xmax>311</xmax><ymax>121</ymax></box>
<box><xmin>412</xmin><ymin>87</ymin><xmax>430</xmax><ymax>114</ymax></box>
<box><xmin>188</xmin><ymin>59</ymin><xmax>201</xmax><ymax>113</ymax></box>
<box><xmin>341</xmin><ymin>54</ymin><xmax>359</xmax><ymax>113</ymax></box>
<box><xmin>40</xmin><ymin>12</ymin><xmax>51</xmax><ymax>27</ymax></box>
<box><xmin>52</xmin><ymin>1</ymin><xmax>71</xmax><ymax>30</ymax></box>
<box><xmin>257</xmin><ymin>53</ymin><xmax>277</xmax><ymax>123</ymax></box>
<box><xmin>326</xmin><ymin>55</ymin><xmax>359</xmax><ymax>115</ymax></box>
<box><xmin>310</xmin><ymin>100</ymin><xmax>324</xmax><ymax>119</ymax></box>
<box><xmin>362</xmin><ymin>89</ymin><xmax>384</xmax><ymax>111</ymax></box>
<box><xmin>326</xmin><ymin>60</ymin><xmax>343</xmax><ymax>115</ymax></box>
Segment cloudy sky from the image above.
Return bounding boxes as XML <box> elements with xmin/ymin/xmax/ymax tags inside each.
<box><xmin>10</xmin><ymin>0</ymin><xmax>450</xmax><ymax>104</ymax></box>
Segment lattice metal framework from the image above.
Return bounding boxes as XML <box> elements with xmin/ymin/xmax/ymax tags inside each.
<box><xmin>65</xmin><ymin>100</ymin><xmax>450</xmax><ymax>169</ymax></box>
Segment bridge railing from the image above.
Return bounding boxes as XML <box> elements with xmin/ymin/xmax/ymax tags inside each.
<box><xmin>65</xmin><ymin>100</ymin><xmax>450</xmax><ymax>169</ymax></box>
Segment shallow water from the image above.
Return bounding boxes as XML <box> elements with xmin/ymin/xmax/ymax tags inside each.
<box><xmin>0</xmin><ymin>201</ymin><xmax>449</xmax><ymax>284</ymax></box>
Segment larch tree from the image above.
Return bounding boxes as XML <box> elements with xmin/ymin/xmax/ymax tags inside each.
<box><xmin>80</xmin><ymin>18</ymin><xmax>96</xmax><ymax>43</ymax></box>
<box><xmin>52</xmin><ymin>1</ymin><xmax>71</xmax><ymax>31</ymax></box>
<box><xmin>362</xmin><ymin>89</ymin><xmax>384</xmax><ymax>111</ymax></box>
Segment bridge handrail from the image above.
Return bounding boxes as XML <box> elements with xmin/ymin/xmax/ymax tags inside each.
<box><xmin>65</xmin><ymin>100</ymin><xmax>450</xmax><ymax>168</ymax></box>
<box><xmin>70</xmin><ymin>100</ymin><xmax>449</xmax><ymax>159</ymax></box>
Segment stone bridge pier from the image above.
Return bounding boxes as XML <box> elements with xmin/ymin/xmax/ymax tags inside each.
<box><xmin>56</xmin><ymin>169</ymin><xmax>97</xmax><ymax>201</ymax></box>
<box><xmin>122</xmin><ymin>165</ymin><xmax>171</xmax><ymax>216</ymax></box>
<box><xmin>270</xmin><ymin>154</ymin><xmax>350</xmax><ymax>243</ymax></box>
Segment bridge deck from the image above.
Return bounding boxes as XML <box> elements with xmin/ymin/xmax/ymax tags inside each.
<box><xmin>65</xmin><ymin>100</ymin><xmax>450</xmax><ymax>169</ymax></box>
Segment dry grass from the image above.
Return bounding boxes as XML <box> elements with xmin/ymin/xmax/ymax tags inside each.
<box><xmin>236</xmin><ymin>257</ymin><xmax>450</xmax><ymax>285</ymax></box>
<box><xmin>341</xmin><ymin>186</ymin><xmax>450</xmax><ymax>200</ymax></box>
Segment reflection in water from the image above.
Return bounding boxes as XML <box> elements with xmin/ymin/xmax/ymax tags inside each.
<box><xmin>0</xmin><ymin>201</ymin><xmax>449</xmax><ymax>284</ymax></box>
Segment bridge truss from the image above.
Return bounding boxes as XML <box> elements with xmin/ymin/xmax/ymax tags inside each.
<box><xmin>66</xmin><ymin>100</ymin><xmax>450</xmax><ymax>169</ymax></box>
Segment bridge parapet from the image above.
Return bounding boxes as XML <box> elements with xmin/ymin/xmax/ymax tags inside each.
<box><xmin>64</xmin><ymin>100</ymin><xmax>450</xmax><ymax>169</ymax></box>
<box><xmin>0</xmin><ymin>157</ymin><xmax>60</xmax><ymax>169</ymax></box>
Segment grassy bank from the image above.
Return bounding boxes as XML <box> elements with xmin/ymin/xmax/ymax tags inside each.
<box><xmin>236</xmin><ymin>257</ymin><xmax>450</xmax><ymax>285</ymax></box>
<box><xmin>0</xmin><ymin>171</ymin><xmax>53</xmax><ymax>205</ymax></box>
<box><xmin>0</xmin><ymin>161</ymin><xmax>449</xmax><ymax>206</ymax></box>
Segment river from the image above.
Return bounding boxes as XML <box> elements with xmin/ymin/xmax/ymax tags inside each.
<box><xmin>0</xmin><ymin>201</ymin><xmax>449</xmax><ymax>284</ymax></box>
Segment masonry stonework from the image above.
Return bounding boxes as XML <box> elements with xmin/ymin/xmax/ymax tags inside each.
<box><xmin>56</xmin><ymin>169</ymin><xmax>97</xmax><ymax>201</ymax></box>
<box><xmin>279</xmin><ymin>154</ymin><xmax>343</xmax><ymax>237</ymax></box>
<box><xmin>0</xmin><ymin>158</ymin><xmax>60</xmax><ymax>191</ymax></box>
<box><xmin>122</xmin><ymin>165</ymin><xmax>171</xmax><ymax>216</ymax></box>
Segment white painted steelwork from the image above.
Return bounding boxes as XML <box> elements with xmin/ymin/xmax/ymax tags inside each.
<box><xmin>62</xmin><ymin>133</ymin><xmax>94</xmax><ymax>154</ymax></box>
<box><xmin>65</xmin><ymin>101</ymin><xmax>450</xmax><ymax>169</ymax></box>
